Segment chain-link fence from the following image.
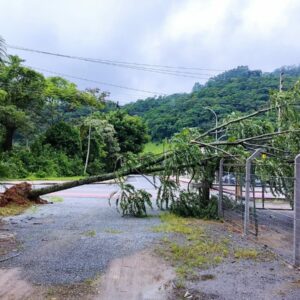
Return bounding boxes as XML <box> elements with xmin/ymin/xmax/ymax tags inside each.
<box><xmin>214</xmin><ymin>162</ymin><xmax>296</xmax><ymax>264</ymax></box>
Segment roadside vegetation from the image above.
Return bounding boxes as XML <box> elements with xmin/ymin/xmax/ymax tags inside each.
<box><xmin>0</xmin><ymin>54</ymin><xmax>149</xmax><ymax>179</ymax></box>
<box><xmin>153</xmin><ymin>213</ymin><xmax>263</xmax><ymax>288</ymax></box>
<box><xmin>0</xmin><ymin>202</ymin><xmax>32</xmax><ymax>217</ymax></box>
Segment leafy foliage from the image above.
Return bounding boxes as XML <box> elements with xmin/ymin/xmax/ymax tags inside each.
<box><xmin>42</xmin><ymin>122</ymin><xmax>82</xmax><ymax>157</ymax></box>
<box><xmin>110</xmin><ymin>182</ymin><xmax>152</xmax><ymax>217</ymax></box>
<box><xmin>170</xmin><ymin>192</ymin><xmax>218</xmax><ymax>219</ymax></box>
<box><xmin>0</xmin><ymin>56</ymin><xmax>46</xmax><ymax>151</ymax></box>
<box><xmin>156</xmin><ymin>176</ymin><xmax>178</xmax><ymax>210</ymax></box>
<box><xmin>107</xmin><ymin>110</ymin><xmax>149</xmax><ymax>153</ymax></box>
<box><xmin>124</xmin><ymin>65</ymin><xmax>300</xmax><ymax>140</ymax></box>
<box><xmin>0</xmin><ymin>55</ymin><xmax>149</xmax><ymax>178</ymax></box>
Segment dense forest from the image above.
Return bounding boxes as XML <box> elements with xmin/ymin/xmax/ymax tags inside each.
<box><xmin>0</xmin><ymin>56</ymin><xmax>149</xmax><ymax>178</ymax></box>
<box><xmin>124</xmin><ymin>66</ymin><xmax>300</xmax><ymax>140</ymax></box>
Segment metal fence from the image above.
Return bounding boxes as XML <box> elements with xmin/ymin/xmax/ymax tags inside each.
<box><xmin>215</xmin><ymin>154</ymin><xmax>298</xmax><ymax>265</ymax></box>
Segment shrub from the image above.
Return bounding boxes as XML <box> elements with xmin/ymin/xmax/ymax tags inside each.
<box><xmin>170</xmin><ymin>191</ymin><xmax>218</xmax><ymax>219</ymax></box>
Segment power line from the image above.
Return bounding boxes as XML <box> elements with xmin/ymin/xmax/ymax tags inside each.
<box><xmin>0</xmin><ymin>65</ymin><xmax>167</xmax><ymax>96</ymax></box>
<box><xmin>7</xmin><ymin>45</ymin><xmax>220</xmax><ymax>79</ymax></box>
<box><xmin>27</xmin><ymin>65</ymin><xmax>167</xmax><ymax>95</ymax></box>
<box><xmin>0</xmin><ymin>81</ymin><xmax>158</xmax><ymax>103</ymax></box>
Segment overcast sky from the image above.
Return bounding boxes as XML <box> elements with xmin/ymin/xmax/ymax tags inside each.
<box><xmin>1</xmin><ymin>0</ymin><xmax>300</xmax><ymax>104</ymax></box>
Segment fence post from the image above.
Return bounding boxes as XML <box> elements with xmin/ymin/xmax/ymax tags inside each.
<box><xmin>244</xmin><ymin>149</ymin><xmax>262</xmax><ymax>236</ymax></box>
<box><xmin>294</xmin><ymin>154</ymin><xmax>300</xmax><ymax>266</ymax></box>
<box><xmin>218</xmin><ymin>158</ymin><xmax>224</xmax><ymax>218</ymax></box>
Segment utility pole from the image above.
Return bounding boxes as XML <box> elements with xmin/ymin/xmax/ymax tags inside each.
<box><xmin>279</xmin><ymin>70</ymin><xmax>284</xmax><ymax>92</ymax></box>
<box><xmin>278</xmin><ymin>70</ymin><xmax>284</xmax><ymax>132</ymax></box>
<box><xmin>84</xmin><ymin>124</ymin><xmax>92</xmax><ymax>175</ymax></box>
<box><xmin>204</xmin><ymin>107</ymin><xmax>218</xmax><ymax>142</ymax></box>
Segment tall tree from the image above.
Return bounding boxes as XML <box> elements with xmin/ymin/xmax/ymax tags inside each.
<box><xmin>107</xmin><ymin>110</ymin><xmax>149</xmax><ymax>153</ymax></box>
<box><xmin>43</xmin><ymin>78</ymin><xmax>105</xmax><ymax>125</ymax></box>
<box><xmin>0</xmin><ymin>56</ymin><xmax>45</xmax><ymax>151</ymax></box>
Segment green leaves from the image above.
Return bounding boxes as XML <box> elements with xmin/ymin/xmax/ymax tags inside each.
<box><xmin>156</xmin><ymin>176</ymin><xmax>178</xmax><ymax>210</ymax></box>
<box><xmin>107</xmin><ymin>110</ymin><xmax>149</xmax><ymax>154</ymax></box>
<box><xmin>110</xmin><ymin>183</ymin><xmax>152</xmax><ymax>217</ymax></box>
<box><xmin>170</xmin><ymin>192</ymin><xmax>218</xmax><ymax>219</ymax></box>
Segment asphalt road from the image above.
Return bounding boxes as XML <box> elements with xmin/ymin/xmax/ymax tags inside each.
<box><xmin>0</xmin><ymin>175</ymin><xmax>164</xmax><ymax>285</ymax></box>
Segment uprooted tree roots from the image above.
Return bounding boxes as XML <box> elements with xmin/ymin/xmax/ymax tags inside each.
<box><xmin>0</xmin><ymin>183</ymin><xmax>47</xmax><ymax>207</ymax></box>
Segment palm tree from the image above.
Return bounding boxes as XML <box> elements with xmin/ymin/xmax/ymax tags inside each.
<box><xmin>0</xmin><ymin>35</ymin><xmax>6</xmax><ymax>62</ymax></box>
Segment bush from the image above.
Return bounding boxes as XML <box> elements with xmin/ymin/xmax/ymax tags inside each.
<box><xmin>170</xmin><ymin>191</ymin><xmax>218</xmax><ymax>219</ymax></box>
<box><xmin>0</xmin><ymin>145</ymin><xmax>84</xmax><ymax>179</ymax></box>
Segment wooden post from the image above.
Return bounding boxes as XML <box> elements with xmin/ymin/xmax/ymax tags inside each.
<box><xmin>262</xmin><ymin>182</ymin><xmax>265</xmax><ymax>209</ymax></box>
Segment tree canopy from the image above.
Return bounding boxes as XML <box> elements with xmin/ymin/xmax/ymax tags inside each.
<box><xmin>124</xmin><ymin>66</ymin><xmax>300</xmax><ymax>141</ymax></box>
<box><xmin>0</xmin><ymin>55</ymin><xmax>149</xmax><ymax>178</ymax></box>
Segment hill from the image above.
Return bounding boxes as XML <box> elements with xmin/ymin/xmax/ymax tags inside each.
<box><xmin>124</xmin><ymin>66</ymin><xmax>300</xmax><ymax>140</ymax></box>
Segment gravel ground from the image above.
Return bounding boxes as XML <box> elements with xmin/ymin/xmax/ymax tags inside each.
<box><xmin>170</xmin><ymin>221</ymin><xmax>300</xmax><ymax>300</ymax></box>
<box><xmin>1</xmin><ymin>176</ymin><xmax>300</xmax><ymax>299</ymax></box>
<box><xmin>0</xmin><ymin>176</ymin><xmax>164</xmax><ymax>285</ymax></box>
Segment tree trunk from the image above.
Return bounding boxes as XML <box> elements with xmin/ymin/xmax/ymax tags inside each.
<box><xmin>28</xmin><ymin>154</ymin><xmax>171</xmax><ymax>200</ymax></box>
<box><xmin>83</xmin><ymin>125</ymin><xmax>92</xmax><ymax>175</ymax></box>
<box><xmin>29</xmin><ymin>170</ymin><xmax>128</xmax><ymax>199</ymax></box>
<box><xmin>201</xmin><ymin>179</ymin><xmax>211</xmax><ymax>205</ymax></box>
<box><xmin>2</xmin><ymin>126</ymin><xmax>16</xmax><ymax>151</ymax></box>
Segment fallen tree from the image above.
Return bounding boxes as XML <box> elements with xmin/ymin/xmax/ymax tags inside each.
<box><xmin>1</xmin><ymin>83</ymin><xmax>300</xmax><ymax>218</ymax></box>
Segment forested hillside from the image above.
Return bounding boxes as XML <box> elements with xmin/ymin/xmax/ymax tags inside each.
<box><xmin>124</xmin><ymin>66</ymin><xmax>300</xmax><ymax>140</ymax></box>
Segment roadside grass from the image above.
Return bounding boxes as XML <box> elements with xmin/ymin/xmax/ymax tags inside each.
<box><xmin>104</xmin><ymin>228</ymin><xmax>123</xmax><ymax>234</ymax></box>
<box><xmin>0</xmin><ymin>203</ymin><xmax>32</xmax><ymax>217</ymax></box>
<box><xmin>48</xmin><ymin>196</ymin><xmax>64</xmax><ymax>203</ymax></box>
<box><xmin>234</xmin><ymin>248</ymin><xmax>258</xmax><ymax>259</ymax></box>
<box><xmin>1</xmin><ymin>176</ymin><xmax>85</xmax><ymax>181</ymax></box>
<box><xmin>143</xmin><ymin>142</ymin><xmax>170</xmax><ymax>155</ymax></box>
<box><xmin>83</xmin><ymin>230</ymin><xmax>97</xmax><ymax>237</ymax></box>
<box><xmin>153</xmin><ymin>213</ymin><xmax>261</xmax><ymax>284</ymax></box>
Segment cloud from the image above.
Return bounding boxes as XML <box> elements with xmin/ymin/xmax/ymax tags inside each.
<box><xmin>1</xmin><ymin>0</ymin><xmax>300</xmax><ymax>104</ymax></box>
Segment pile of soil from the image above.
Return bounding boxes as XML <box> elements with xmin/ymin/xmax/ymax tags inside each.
<box><xmin>0</xmin><ymin>183</ymin><xmax>46</xmax><ymax>207</ymax></box>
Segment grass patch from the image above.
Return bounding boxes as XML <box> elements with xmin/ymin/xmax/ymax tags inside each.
<box><xmin>143</xmin><ymin>142</ymin><xmax>170</xmax><ymax>155</ymax></box>
<box><xmin>155</xmin><ymin>213</ymin><xmax>263</xmax><ymax>283</ymax></box>
<box><xmin>0</xmin><ymin>203</ymin><xmax>32</xmax><ymax>217</ymax></box>
<box><xmin>234</xmin><ymin>248</ymin><xmax>258</xmax><ymax>259</ymax></box>
<box><xmin>83</xmin><ymin>230</ymin><xmax>96</xmax><ymax>237</ymax></box>
<box><xmin>154</xmin><ymin>213</ymin><xmax>229</xmax><ymax>280</ymax></box>
<box><xmin>104</xmin><ymin>229</ymin><xmax>123</xmax><ymax>234</ymax></box>
<box><xmin>152</xmin><ymin>213</ymin><xmax>198</xmax><ymax>235</ymax></box>
<box><xmin>48</xmin><ymin>196</ymin><xmax>64</xmax><ymax>203</ymax></box>
<box><xmin>4</xmin><ymin>176</ymin><xmax>85</xmax><ymax>181</ymax></box>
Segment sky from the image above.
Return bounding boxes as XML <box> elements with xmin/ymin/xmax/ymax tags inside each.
<box><xmin>1</xmin><ymin>0</ymin><xmax>300</xmax><ymax>104</ymax></box>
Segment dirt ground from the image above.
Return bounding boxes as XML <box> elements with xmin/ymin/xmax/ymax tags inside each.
<box><xmin>0</xmin><ymin>250</ymin><xmax>175</xmax><ymax>300</ymax></box>
<box><xmin>1</xmin><ymin>221</ymin><xmax>300</xmax><ymax>300</ymax></box>
<box><xmin>99</xmin><ymin>250</ymin><xmax>175</xmax><ymax>300</ymax></box>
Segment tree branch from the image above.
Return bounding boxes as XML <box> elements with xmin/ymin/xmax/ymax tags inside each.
<box><xmin>195</xmin><ymin>106</ymin><xmax>274</xmax><ymax>140</ymax></box>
